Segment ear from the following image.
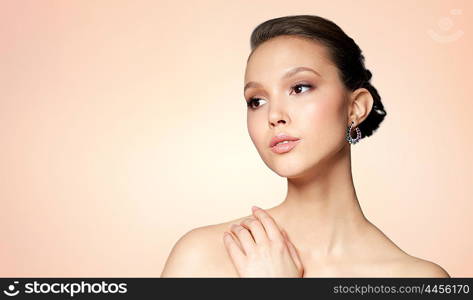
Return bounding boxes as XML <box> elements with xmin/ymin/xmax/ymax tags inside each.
<box><xmin>347</xmin><ymin>87</ymin><xmax>373</xmax><ymax>126</ymax></box>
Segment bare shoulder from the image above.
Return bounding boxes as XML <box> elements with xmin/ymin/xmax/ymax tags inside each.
<box><xmin>392</xmin><ymin>255</ymin><xmax>451</xmax><ymax>278</ymax></box>
<box><xmin>160</xmin><ymin>216</ymin><xmax>250</xmax><ymax>277</ymax></box>
<box><xmin>359</xmin><ymin>222</ymin><xmax>450</xmax><ymax>278</ymax></box>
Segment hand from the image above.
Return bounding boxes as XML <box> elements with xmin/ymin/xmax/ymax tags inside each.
<box><xmin>223</xmin><ymin>206</ymin><xmax>304</xmax><ymax>277</ymax></box>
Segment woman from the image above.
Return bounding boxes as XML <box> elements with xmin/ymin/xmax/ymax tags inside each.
<box><xmin>161</xmin><ymin>15</ymin><xmax>450</xmax><ymax>277</ymax></box>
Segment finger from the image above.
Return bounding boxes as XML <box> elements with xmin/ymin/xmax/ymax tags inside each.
<box><xmin>281</xmin><ymin>228</ymin><xmax>288</xmax><ymax>240</ymax></box>
<box><xmin>282</xmin><ymin>229</ymin><xmax>303</xmax><ymax>272</ymax></box>
<box><xmin>230</xmin><ymin>224</ymin><xmax>256</xmax><ymax>254</ymax></box>
<box><xmin>240</xmin><ymin>217</ymin><xmax>268</xmax><ymax>244</ymax></box>
<box><xmin>228</xmin><ymin>231</ymin><xmax>244</xmax><ymax>253</ymax></box>
<box><xmin>251</xmin><ymin>206</ymin><xmax>284</xmax><ymax>242</ymax></box>
<box><xmin>223</xmin><ymin>231</ymin><xmax>246</xmax><ymax>267</ymax></box>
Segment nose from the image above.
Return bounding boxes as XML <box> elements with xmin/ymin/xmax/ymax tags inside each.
<box><xmin>270</xmin><ymin>119</ymin><xmax>286</xmax><ymax>127</ymax></box>
<box><xmin>268</xmin><ymin>105</ymin><xmax>289</xmax><ymax>128</ymax></box>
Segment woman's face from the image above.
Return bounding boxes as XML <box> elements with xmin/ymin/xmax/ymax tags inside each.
<box><xmin>244</xmin><ymin>36</ymin><xmax>351</xmax><ymax>178</ymax></box>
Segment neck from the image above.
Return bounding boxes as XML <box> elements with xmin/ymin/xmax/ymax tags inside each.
<box><xmin>269</xmin><ymin>145</ymin><xmax>369</xmax><ymax>258</ymax></box>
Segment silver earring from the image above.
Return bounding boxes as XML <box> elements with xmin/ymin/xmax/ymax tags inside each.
<box><xmin>346</xmin><ymin>121</ymin><xmax>361</xmax><ymax>144</ymax></box>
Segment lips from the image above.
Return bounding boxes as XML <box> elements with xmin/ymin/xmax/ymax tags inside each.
<box><xmin>269</xmin><ymin>133</ymin><xmax>301</xmax><ymax>148</ymax></box>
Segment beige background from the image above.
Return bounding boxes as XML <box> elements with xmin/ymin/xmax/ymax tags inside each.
<box><xmin>1</xmin><ymin>0</ymin><xmax>472</xmax><ymax>277</ymax></box>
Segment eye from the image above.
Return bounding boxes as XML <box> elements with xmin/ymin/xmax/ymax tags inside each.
<box><xmin>245</xmin><ymin>83</ymin><xmax>313</xmax><ymax>110</ymax></box>
<box><xmin>246</xmin><ymin>97</ymin><xmax>267</xmax><ymax>110</ymax></box>
<box><xmin>290</xmin><ymin>83</ymin><xmax>313</xmax><ymax>95</ymax></box>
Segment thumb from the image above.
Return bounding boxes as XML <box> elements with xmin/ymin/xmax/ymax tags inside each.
<box><xmin>282</xmin><ymin>229</ymin><xmax>303</xmax><ymax>274</ymax></box>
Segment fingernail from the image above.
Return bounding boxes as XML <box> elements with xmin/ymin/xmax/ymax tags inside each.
<box><xmin>252</xmin><ymin>205</ymin><xmax>261</xmax><ymax>211</ymax></box>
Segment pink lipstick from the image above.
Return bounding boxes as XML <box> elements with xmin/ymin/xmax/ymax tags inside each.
<box><xmin>269</xmin><ymin>133</ymin><xmax>301</xmax><ymax>154</ymax></box>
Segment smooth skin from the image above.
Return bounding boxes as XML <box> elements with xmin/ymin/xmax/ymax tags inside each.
<box><xmin>161</xmin><ymin>35</ymin><xmax>450</xmax><ymax>278</ymax></box>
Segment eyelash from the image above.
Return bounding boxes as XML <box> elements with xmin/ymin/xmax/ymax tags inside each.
<box><xmin>246</xmin><ymin>83</ymin><xmax>313</xmax><ymax>110</ymax></box>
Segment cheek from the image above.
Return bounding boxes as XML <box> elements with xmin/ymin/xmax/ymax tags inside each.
<box><xmin>247</xmin><ymin>114</ymin><xmax>263</xmax><ymax>146</ymax></box>
<box><xmin>301</xmin><ymin>100</ymin><xmax>337</xmax><ymax>128</ymax></box>
<box><xmin>299</xmin><ymin>96</ymin><xmax>346</xmax><ymax>144</ymax></box>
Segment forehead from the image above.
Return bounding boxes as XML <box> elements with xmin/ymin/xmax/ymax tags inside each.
<box><xmin>244</xmin><ymin>36</ymin><xmax>333</xmax><ymax>82</ymax></box>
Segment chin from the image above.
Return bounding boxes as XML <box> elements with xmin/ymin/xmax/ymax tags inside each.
<box><xmin>266</xmin><ymin>155</ymin><xmax>326</xmax><ymax>179</ymax></box>
<box><xmin>264</xmin><ymin>158</ymin><xmax>308</xmax><ymax>178</ymax></box>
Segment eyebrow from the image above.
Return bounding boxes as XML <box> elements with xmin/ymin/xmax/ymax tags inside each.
<box><xmin>244</xmin><ymin>66</ymin><xmax>321</xmax><ymax>92</ymax></box>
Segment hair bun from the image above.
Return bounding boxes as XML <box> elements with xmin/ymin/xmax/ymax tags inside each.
<box><xmin>364</xmin><ymin>69</ymin><xmax>372</xmax><ymax>81</ymax></box>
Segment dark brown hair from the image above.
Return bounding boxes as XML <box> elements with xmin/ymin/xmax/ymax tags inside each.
<box><xmin>248</xmin><ymin>15</ymin><xmax>387</xmax><ymax>140</ymax></box>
